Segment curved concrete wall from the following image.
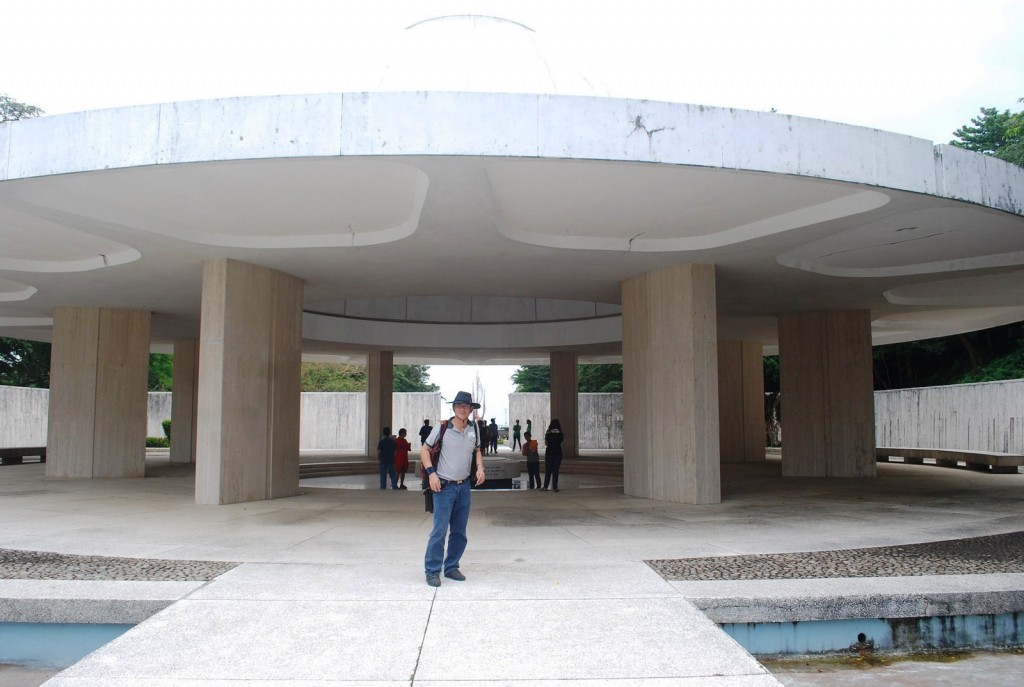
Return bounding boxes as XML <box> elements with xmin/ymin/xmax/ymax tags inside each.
<box><xmin>0</xmin><ymin>386</ymin><xmax>47</xmax><ymax>447</ymax></box>
<box><xmin>3</xmin><ymin>381</ymin><xmax>1020</xmax><ymax>455</ymax></box>
<box><xmin>148</xmin><ymin>392</ymin><xmax>172</xmax><ymax>438</ymax></box>
<box><xmin>4</xmin><ymin>93</ymin><xmax>1021</xmax><ymax>215</ymax></box>
<box><xmin>299</xmin><ymin>392</ymin><xmax>444</xmax><ymax>450</ymax></box>
<box><xmin>875</xmin><ymin>380</ymin><xmax>1024</xmax><ymax>453</ymax></box>
<box><xmin>509</xmin><ymin>392</ymin><xmax>624</xmax><ymax>450</ymax></box>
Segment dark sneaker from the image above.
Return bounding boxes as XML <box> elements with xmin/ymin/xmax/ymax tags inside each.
<box><xmin>426</xmin><ymin>573</ymin><xmax>441</xmax><ymax>587</ymax></box>
<box><xmin>444</xmin><ymin>569</ymin><xmax>466</xmax><ymax>581</ymax></box>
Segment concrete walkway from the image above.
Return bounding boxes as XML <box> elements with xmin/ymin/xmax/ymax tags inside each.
<box><xmin>0</xmin><ymin>455</ymin><xmax>1021</xmax><ymax>685</ymax></box>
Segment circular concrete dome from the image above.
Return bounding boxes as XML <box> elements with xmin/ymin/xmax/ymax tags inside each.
<box><xmin>376</xmin><ymin>14</ymin><xmax>606</xmax><ymax>96</ymax></box>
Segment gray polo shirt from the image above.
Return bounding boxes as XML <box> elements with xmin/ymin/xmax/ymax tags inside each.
<box><xmin>425</xmin><ymin>418</ymin><xmax>478</xmax><ymax>481</ymax></box>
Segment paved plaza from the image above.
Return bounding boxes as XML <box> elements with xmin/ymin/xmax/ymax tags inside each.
<box><xmin>0</xmin><ymin>453</ymin><xmax>1021</xmax><ymax>685</ymax></box>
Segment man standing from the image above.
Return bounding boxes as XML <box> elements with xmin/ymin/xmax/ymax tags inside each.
<box><xmin>488</xmin><ymin>418</ymin><xmax>499</xmax><ymax>454</ymax></box>
<box><xmin>418</xmin><ymin>419</ymin><xmax>432</xmax><ymax>446</ymax></box>
<box><xmin>377</xmin><ymin>427</ymin><xmax>398</xmax><ymax>490</ymax></box>
<box><xmin>421</xmin><ymin>391</ymin><xmax>486</xmax><ymax>587</ymax></box>
<box><xmin>511</xmin><ymin>419</ymin><xmax>522</xmax><ymax>451</ymax></box>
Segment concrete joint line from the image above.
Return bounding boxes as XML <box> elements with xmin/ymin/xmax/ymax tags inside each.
<box><xmin>411</xmin><ymin>588</ymin><xmax>437</xmax><ymax>684</ymax></box>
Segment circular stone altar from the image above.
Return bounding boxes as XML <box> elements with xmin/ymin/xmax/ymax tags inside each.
<box><xmin>477</xmin><ymin>456</ymin><xmax>522</xmax><ymax>489</ymax></box>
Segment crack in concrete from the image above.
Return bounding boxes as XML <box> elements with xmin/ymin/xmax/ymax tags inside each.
<box><xmin>632</xmin><ymin>115</ymin><xmax>667</xmax><ymax>145</ymax></box>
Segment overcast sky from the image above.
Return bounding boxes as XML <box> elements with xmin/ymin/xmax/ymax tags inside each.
<box><xmin>4</xmin><ymin>0</ymin><xmax>1022</xmax><ymax>418</ymax></box>
<box><xmin>6</xmin><ymin>0</ymin><xmax>1023</xmax><ymax>143</ymax></box>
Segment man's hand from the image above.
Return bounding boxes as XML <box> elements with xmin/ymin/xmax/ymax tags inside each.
<box><xmin>475</xmin><ymin>465</ymin><xmax>486</xmax><ymax>486</ymax></box>
<box><xmin>428</xmin><ymin>472</ymin><xmax>441</xmax><ymax>493</ymax></box>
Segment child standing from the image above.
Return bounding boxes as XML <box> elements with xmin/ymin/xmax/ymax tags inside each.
<box><xmin>394</xmin><ymin>428</ymin><xmax>411</xmax><ymax>490</ymax></box>
<box><xmin>522</xmin><ymin>431</ymin><xmax>541</xmax><ymax>489</ymax></box>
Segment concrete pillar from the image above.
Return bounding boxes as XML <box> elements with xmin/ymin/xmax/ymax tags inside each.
<box><xmin>195</xmin><ymin>259</ymin><xmax>303</xmax><ymax>505</ymax></box>
<box><xmin>718</xmin><ymin>340</ymin><xmax>765</xmax><ymax>463</ymax></box>
<box><xmin>170</xmin><ymin>339</ymin><xmax>198</xmax><ymax>464</ymax></box>
<box><xmin>622</xmin><ymin>263</ymin><xmax>721</xmax><ymax>504</ymax></box>
<box><xmin>366</xmin><ymin>351</ymin><xmax>394</xmax><ymax>454</ymax></box>
<box><xmin>778</xmin><ymin>310</ymin><xmax>875</xmax><ymax>477</ymax></box>
<box><xmin>549</xmin><ymin>352</ymin><xmax>579</xmax><ymax>459</ymax></box>
<box><xmin>47</xmin><ymin>307</ymin><xmax>151</xmax><ymax>478</ymax></box>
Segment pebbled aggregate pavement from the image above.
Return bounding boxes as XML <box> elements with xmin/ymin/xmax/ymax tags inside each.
<box><xmin>5</xmin><ymin>532</ymin><xmax>1020</xmax><ymax>584</ymax></box>
<box><xmin>647</xmin><ymin>531</ymin><xmax>1024</xmax><ymax>581</ymax></box>
<box><xmin>0</xmin><ymin>548</ymin><xmax>238</xmax><ymax>581</ymax></box>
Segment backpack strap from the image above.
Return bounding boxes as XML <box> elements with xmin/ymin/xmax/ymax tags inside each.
<box><xmin>429</xmin><ymin>420</ymin><xmax>449</xmax><ymax>468</ymax></box>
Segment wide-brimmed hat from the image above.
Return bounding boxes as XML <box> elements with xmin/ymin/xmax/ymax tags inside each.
<box><xmin>449</xmin><ymin>390</ymin><xmax>481</xmax><ymax>409</ymax></box>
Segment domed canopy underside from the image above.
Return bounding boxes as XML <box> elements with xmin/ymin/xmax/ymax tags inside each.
<box><xmin>0</xmin><ymin>91</ymin><xmax>1022</xmax><ymax>363</ymax></box>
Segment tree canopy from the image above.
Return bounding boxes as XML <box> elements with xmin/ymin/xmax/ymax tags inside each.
<box><xmin>951</xmin><ymin>98</ymin><xmax>1024</xmax><ymax>166</ymax></box>
<box><xmin>873</xmin><ymin>322</ymin><xmax>1024</xmax><ymax>389</ymax></box>
<box><xmin>511</xmin><ymin>365</ymin><xmax>550</xmax><ymax>392</ymax></box>
<box><xmin>393</xmin><ymin>364</ymin><xmax>439</xmax><ymax>392</ymax></box>
<box><xmin>299</xmin><ymin>362</ymin><xmax>438</xmax><ymax>392</ymax></box>
<box><xmin>0</xmin><ymin>94</ymin><xmax>43</xmax><ymax>122</ymax></box>
<box><xmin>0</xmin><ymin>338</ymin><xmax>51</xmax><ymax>388</ymax></box>
<box><xmin>148</xmin><ymin>354</ymin><xmax>173</xmax><ymax>391</ymax></box>
<box><xmin>512</xmin><ymin>364</ymin><xmax>623</xmax><ymax>393</ymax></box>
<box><xmin>300</xmin><ymin>362</ymin><xmax>365</xmax><ymax>391</ymax></box>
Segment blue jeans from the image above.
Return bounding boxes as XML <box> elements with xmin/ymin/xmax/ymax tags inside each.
<box><xmin>379</xmin><ymin>460</ymin><xmax>397</xmax><ymax>489</ymax></box>
<box><xmin>424</xmin><ymin>480</ymin><xmax>472</xmax><ymax>575</ymax></box>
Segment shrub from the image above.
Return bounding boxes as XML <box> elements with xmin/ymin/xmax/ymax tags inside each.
<box><xmin>146</xmin><ymin>436</ymin><xmax>170</xmax><ymax>448</ymax></box>
<box><xmin>161</xmin><ymin>418</ymin><xmax>172</xmax><ymax>441</ymax></box>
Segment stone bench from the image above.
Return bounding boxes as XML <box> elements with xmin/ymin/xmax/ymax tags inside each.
<box><xmin>299</xmin><ymin>461</ymin><xmax>380</xmax><ymax>479</ymax></box>
<box><xmin>0</xmin><ymin>446</ymin><xmax>47</xmax><ymax>465</ymax></box>
<box><xmin>299</xmin><ymin>457</ymin><xmax>626</xmax><ymax>480</ymax></box>
<box><xmin>876</xmin><ymin>446</ymin><xmax>1024</xmax><ymax>474</ymax></box>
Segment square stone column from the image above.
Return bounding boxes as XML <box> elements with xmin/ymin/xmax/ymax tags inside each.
<box><xmin>622</xmin><ymin>263</ymin><xmax>721</xmax><ymax>504</ymax></box>
<box><xmin>196</xmin><ymin>259</ymin><xmax>303</xmax><ymax>505</ymax></box>
<box><xmin>366</xmin><ymin>351</ymin><xmax>394</xmax><ymax>454</ymax></box>
<box><xmin>549</xmin><ymin>351</ymin><xmax>579</xmax><ymax>459</ymax></box>
<box><xmin>718</xmin><ymin>340</ymin><xmax>765</xmax><ymax>463</ymax></box>
<box><xmin>47</xmin><ymin>307</ymin><xmax>151</xmax><ymax>478</ymax></box>
<box><xmin>778</xmin><ymin>310</ymin><xmax>875</xmax><ymax>477</ymax></box>
<box><xmin>170</xmin><ymin>339</ymin><xmax>198</xmax><ymax>464</ymax></box>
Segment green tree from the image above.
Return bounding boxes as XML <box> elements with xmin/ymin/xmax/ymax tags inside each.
<box><xmin>872</xmin><ymin>322</ymin><xmax>1024</xmax><ymax>389</ymax></box>
<box><xmin>578</xmin><ymin>364</ymin><xmax>623</xmax><ymax>392</ymax></box>
<box><xmin>513</xmin><ymin>363</ymin><xmax>623</xmax><ymax>392</ymax></box>
<box><xmin>951</xmin><ymin>99</ymin><xmax>1024</xmax><ymax>166</ymax></box>
<box><xmin>957</xmin><ymin>347</ymin><xmax>1024</xmax><ymax>383</ymax></box>
<box><xmin>999</xmin><ymin>98</ymin><xmax>1024</xmax><ymax>166</ymax></box>
<box><xmin>393</xmin><ymin>364</ymin><xmax>438</xmax><ymax>392</ymax></box>
<box><xmin>300</xmin><ymin>362</ymin><xmax>366</xmax><ymax>391</ymax></box>
<box><xmin>512</xmin><ymin>365</ymin><xmax>550</xmax><ymax>392</ymax></box>
<box><xmin>0</xmin><ymin>94</ymin><xmax>43</xmax><ymax>122</ymax></box>
<box><xmin>148</xmin><ymin>353</ymin><xmax>173</xmax><ymax>391</ymax></box>
<box><xmin>0</xmin><ymin>338</ymin><xmax>51</xmax><ymax>388</ymax></box>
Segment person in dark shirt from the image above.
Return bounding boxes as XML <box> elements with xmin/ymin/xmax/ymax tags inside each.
<box><xmin>488</xmin><ymin>418</ymin><xmax>499</xmax><ymax>454</ymax></box>
<box><xmin>377</xmin><ymin>426</ymin><xmax>398</xmax><ymax>490</ymax></box>
<box><xmin>543</xmin><ymin>419</ymin><xmax>564</xmax><ymax>492</ymax></box>
<box><xmin>419</xmin><ymin>419</ymin><xmax>433</xmax><ymax>446</ymax></box>
<box><xmin>478</xmin><ymin>419</ymin><xmax>489</xmax><ymax>455</ymax></box>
